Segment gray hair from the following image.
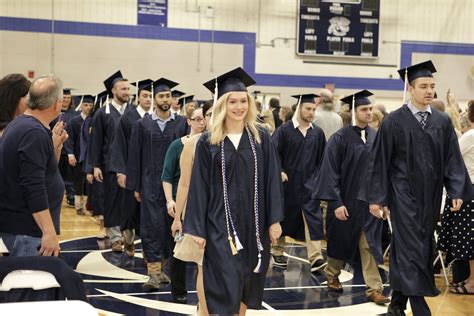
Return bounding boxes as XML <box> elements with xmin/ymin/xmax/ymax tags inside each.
<box><xmin>319</xmin><ymin>89</ymin><xmax>334</xmax><ymax>111</ymax></box>
<box><xmin>26</xmin><ymin>75</ymin><xmax>63</xmax><ymax>110</ymax></box>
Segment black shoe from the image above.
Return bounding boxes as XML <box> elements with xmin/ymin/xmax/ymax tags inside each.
<box><xmin>66</xmin><ymin>196</ymin><xmax>74</xmax><ymax>205</ymax></box>
<box><xmin>272</xmin><ymin>255</ymin><xmax>288</xmax><ymax>268</ymax></box>
<box><xmin>173</xmin><ymin>294</ymin><xmax>188</xmax><ymax>304</ymax></box>
<box><xmin>387</xmin><ymin>304</ymin><xmax>406</xmax><ymax>316</ymax></box>
<box><xmin>311</xmin><ymin>259</ymin><xmax>328</xmax><ymax>272</ymax></box>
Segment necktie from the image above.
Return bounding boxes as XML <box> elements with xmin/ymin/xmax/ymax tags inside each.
<box><xmin>361</xmin><ymin>129</ymin><xmax>366</xmax><ymax>143</ymax></box>
<box><xmin>418</xmin><ymin>111</ymin><xmax>428</xmax><ymax>129</ymax></box>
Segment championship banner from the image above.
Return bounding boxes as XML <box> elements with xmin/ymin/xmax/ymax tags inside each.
<box><xmin>138</xmin><ymin>0</ymin><xmax>168</xmax><ymax>27</ymax></box>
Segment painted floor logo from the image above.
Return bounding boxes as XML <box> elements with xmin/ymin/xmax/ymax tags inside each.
<box><xmin>59</xmin><ymin>236</ymin><xmax>393</xmax><ymax>315</ymax></box>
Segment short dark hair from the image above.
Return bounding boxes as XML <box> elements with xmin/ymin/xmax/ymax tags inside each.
<box><xmin>202</xmin><ymin>99</ymin><xmax>214</xmax><ymax>117</ymax></box>
<box><xmin>0</xmin><ymin>73</ymin><xmax>31</xmax><ymax>130</ymax></box>
<box><xmin>269</xmin><ymin>98</ymin><xmax>280</xmax><ymax>109</ymax></box>
<box><xmin>468</xmin><ymin>100</ymin><xmax>474</xmax><ymax>123</ymax></box>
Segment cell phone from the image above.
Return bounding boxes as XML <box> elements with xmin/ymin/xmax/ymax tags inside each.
<box><xmin>58</xmin><ymin>113</ymin><xmax>64</xmax><ymax>122</ymax></box>
<box><xmin>174</xmin><ymin>231</ymin><xmax>183</xmax><ymax>242</ymax></box>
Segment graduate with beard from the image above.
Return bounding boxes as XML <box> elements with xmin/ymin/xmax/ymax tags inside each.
<box><xmin>109</xmin><ymin>79</ymin><xmax>153</xmax><ymax>257</ymax></box>
<box><xmin>126</xmin><ymin>78</ymin><xmax>188</xmax><ymax>290</ymax></box>
<box><xmin>364</xmin><ymin>61</ymin><xmax>472</xmax><ymax>316</ymax></box>
<box><xmin>89</xmin><ymin>70</ymin><xmax>131</xmax><ymax>251</ymax></box>
<box><xmin>183</xmin><ymin>67</ymin><xmax>283</xmax><ymax>315</ymax></box>
<box><xmin>271</xmin><ymin>94</ymin><xmax>327</xmax><ymax>271</ymax></box>
<box><xmin>313</xmin><ymin>90</ymin><xmax>390</xmax><ymax>305</ymax></box>
<box><xmin>84</xmin><ymin>91</ymin><xmax>108</xmax><ymax>238</ymax></box>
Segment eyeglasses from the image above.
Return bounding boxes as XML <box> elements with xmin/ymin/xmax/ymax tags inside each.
<box><xmin>205</xmin><ymin>112</ymin><xmax>212</xmax><ymax>117</ymax></box>
<box><xmin>190</xmin><ymin>117</ymin><xmax>205</xmax><ymax>122</ymax></box>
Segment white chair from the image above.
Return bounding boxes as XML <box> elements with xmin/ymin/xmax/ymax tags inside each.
<box><xmin>0</xmin><ymin>270</ymin><xmax>60</xmax><ymax>291</ymax></box>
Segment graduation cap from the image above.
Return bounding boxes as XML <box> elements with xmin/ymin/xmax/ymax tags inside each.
<box><xmin>202</xmin><ymin>67</ymin><xmax>256</xmax><ymax>100</ymax></box>
<box><xmin>397</xmin><ymin>60</ymin><xmax>437</xmax><ymax>103</ymax></box>
<box><xmin>290</xmin><ymin>93</ymin><xmax>319</xmax><ymax>123</ymax></box>
<box><xmin>171</xmin><ymin>90</ymin><xmax>186</xmax><ymax>98</ymax></box>
<box><xmin>63</xmin><ymin>88</ymin><xmax>74</xmax><ymax>95</ymax></box>
<box><xmin>130</xmin><ymin>79</ymin><xmax>153</xmax><ymax>105</ymax></box>
<box><xmin>73</xmin><ymin>95</ymin><xmax>95</xmax><ymax>111</ymax></box>
<box><xmin>340</xmin><ymin>90</ymin><xmax>373</xmax><ymax>109</ymax></box>
<box><xmin>131</xmin><ymin>79</ymin><xmax>153</xmax><ymax>93</ymax></box>
<box><xmin>90</xmin><ymin>90</ymin><xmax>108</xmax><ymax>115</ymax></box>
<box><xmin>340</xmin><ymin>90</ymin><xmax>374</xmax><ymax>126</ymax></box>
<box><xmin>397</xmin><ymin>60</ymin><xmax>437</xmax><ymax>83</ymax></box>
<box><xmin>178</xmin><ymin>95</ymin><xmax>194</xmax><ymax>108</ymax></box>
<box><xmin>153</xmin><ymin>78</ymin><xmax>178</xmax><ymax>94</ymax></box>
<box><xmin>103</xmin><ymin>70</ymin><xmax>127</xmax><ymax>94</ymax></box>
<box><xmin>291</xmin><ymin>93</ymin><xmax>319</xmax><ymax>104</ymax></box>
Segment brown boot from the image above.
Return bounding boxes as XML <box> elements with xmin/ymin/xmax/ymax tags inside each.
<box><xmin>325</xmin><ymin>273</ymin><xmax>343</xmax><ymax>292</ymax></box>
<box><xmin>143</xmin><ymin>273</ymin><xmax>161</xmax><ymax>291</ymax></box>
<box><xmin>111</xmin><ymin>240</ymin><xmax>123</xmax><ymax>252</ymax></box>
<box><xmin>124</xmin><ymin>242</ymin><xmax>135</xmax><ymax>257</ymax></box>
<box><xmin>97</xmin><ymin>217</ymin><xmax>106</xmax><ymax>239</ymax></box>
<box><xmin>367</xmin><ymin>291</ymin><xmax>391</xmax><ymax>305</ymax></box>
<box><xmin>143</xmin><ymin>262</ymin><xmax>162</xmax><ymax>290</ymax></box>
<box><xmin>123</xmin><ymin>229</ymin><xmax>135</xmax><ymax>257</ymax></box>
<box><xmin>159</xmin><ymin>258</ymin><xmax>171</xmax><ymax>283</ymax></box>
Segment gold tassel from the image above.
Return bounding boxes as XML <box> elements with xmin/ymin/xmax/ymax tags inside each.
<box><xmin>228</xmin><ymin>236</ymin><xmax>238</xmax><ymax>255</ymax></box>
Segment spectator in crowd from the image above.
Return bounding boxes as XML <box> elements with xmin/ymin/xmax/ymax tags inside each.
<box><xmin>431</xmin><ymin>99</ymin><xmax>445</xmax><ymax>112</ymax></box>
<box><xmin>438</xmin><ymin>100</ymin><xmax>474</xmax><ymax>295</ymax></box>
<box><xmin>0</xmin><ymin>74</ymin><xmax>68</xmax><ymax>257</ymax></box>
<box><xmin>369</xmin><ymin>108</ymin><xmax>384</xmax><ymax>131</ymax></box>
<box><xmin>0</xmin><ymin>73</ymin><xmax>31</xmax><ymax>136</ymax></box>
<box><xmin>313</xmin><ymin>89</ymin><xmax>343</xmax><ymax>140</ymax></box>
<box><xmin>269</xmin><ymin>97</ymin><xmax>282</xmax><ymax>128</ymax></box>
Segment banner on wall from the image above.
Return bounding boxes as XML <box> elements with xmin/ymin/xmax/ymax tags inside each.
<box><xmin>297</xmin><ymin>0</ymin><xmax>380</xmax><ymax>58</ymax></box>
<box><xmin>137</xmin><ymin>0</ymin><xmax>168</xmax><ymax>27</ymax></box>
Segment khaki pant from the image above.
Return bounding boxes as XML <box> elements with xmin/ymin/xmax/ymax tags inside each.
<box><xmin>272</xmin><ymin>213</ymin><xmax>323</xmax><ymax>264</ymax></box>
<box><xmin>324</xmin><ymin>231</ymin><xmax>382</xmax><ymax>296</ymax></box>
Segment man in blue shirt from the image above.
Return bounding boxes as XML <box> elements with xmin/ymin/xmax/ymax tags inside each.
<box><xmin>0</xmin><ymin>75</ymin><xmax>68</xmax><ymax>256</ymax></box>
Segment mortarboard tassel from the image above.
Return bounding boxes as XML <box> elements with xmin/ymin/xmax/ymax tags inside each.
<box><xmin>253</xmin><ymin>253</ymin><xmax>262</xmax><ymax>273</ymax></box>
<box><xmin>351</xmin><ymin>95</ymin><xmax>356</xmax><ymax>126</ymax></box>
<box><xmin>228</xmin><ymin>236</ymin><xmax>238</xmax><ymax>255</ymax></box>
<box><xmin>105</xmin><ymin>95</ymin><xmax>110</xmax><ymax>114</ymax></box>
<box><xmin>74</xmin><ymin>95</ymin><xmax>84</xmax><ymax>112</ymax></box>
<box><xmin>136</xmin><ymin>80</ymin><xmax>139</xmax><ymax>105</ymax></box>
<box><xmin>151</xmin><ymin>84</ymin><xmax>154</xmax><ymax>113</ymax></box>
<box><xmin>234</xmin><ymin>232</ymin><xmax>244</xmax><ymax>251</ymax></box>
<box><xmin>213</xmin><ymin>79</ymin><xmax>218</xmax><ymax>106</ymax></box>
<box><xmin>291</xmin><ymin>95</ymin><xmax>302</xmax><ymax>122</ymax></box>
<box><xmin>402</xmin><ymin>68</ymin><xmax>408</xmax><ymax>104</ymax></box>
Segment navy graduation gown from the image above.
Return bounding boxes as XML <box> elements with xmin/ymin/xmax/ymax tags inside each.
<box><xmin>64</xmin><ymin>115</ymin><xmax>84</xmax><ymax>160</ymax></box>
<box><xmin>126</xmin><ymin>114</ymin><xmax>187</xmax><ymax>262</ymax></box>
<box><xmin>183</xmin><ymin>129</ymin><xmax>284</xmax><ymax>314</ymax></box>
<box><xmin>313</xmin><ymin>125</ymin><xmax>382</xmax><ymax>264</ymax></box>
<box><xmin>88</xmin><ymin>104</ymin><xmax>128</xmax><ymax>226</ymax></box>
<box><xmin>109</xmin><ymin>108</ymin><xmax>142</xmax><ymax>232</ymax></box>
<box><xmin>82</xmin><ymin>118</ymin><xmax>103</xmax><ymax>216</ymax></box>
<box><xmin>363</xmin><ymin>105</ymin><xmax>471</xmax><ymax>296</ymax></box>
<box><xmin>272</xmin><ymin>121</ymin><xmax>326</xmax><ymax>241</ymax></box>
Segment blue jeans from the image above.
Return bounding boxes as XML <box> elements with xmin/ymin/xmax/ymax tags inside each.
<box><xmin>0</xmin><ymin>233</ymin><xmax>42</xmax><ymax>256</ymax></box>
